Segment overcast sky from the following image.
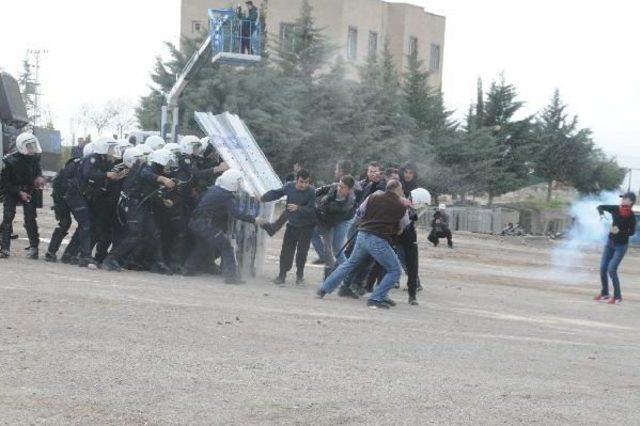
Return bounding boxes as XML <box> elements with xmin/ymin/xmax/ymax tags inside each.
<box><xmin>0</xmin><ymin>0</ymin><xmax>638</xmax><ymax>188</ymax></box>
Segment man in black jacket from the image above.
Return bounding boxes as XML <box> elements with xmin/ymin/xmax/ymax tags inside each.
<box><xmin>595</xmin><ymin>192</ymin><xmax>637</xmax><ymax>304</ymax></box>
<box><xmin>315</xmin><ymin>175</ymin><xmax>356</xmax><ymax>268</ymax></box>
<box><xmin>261</xmin><ymin>169</ymin><xmax>316</xmax><ymax>285</ymax></box>
<box><xmin>0</xmin><ymin>132</ymin><xmax>44</xmax><ymax>259</ymax></box>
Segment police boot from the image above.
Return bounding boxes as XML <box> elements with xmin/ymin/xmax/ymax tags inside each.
<box><xmin>26</xmin><ymin>247</ymin><xmax>39</xmax><ymax>260</ymax></box>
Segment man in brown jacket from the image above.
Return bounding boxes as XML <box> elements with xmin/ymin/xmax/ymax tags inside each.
<box><xmin>316</xmin><ymin>179</ymin><xmax>409</xmax><ymax>309</ymax></box>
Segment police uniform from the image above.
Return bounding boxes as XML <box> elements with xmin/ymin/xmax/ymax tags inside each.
<box><xmin>0</xmin><ymin>152</ymin><xmax>42</xmax><ymax>255</ymax></box>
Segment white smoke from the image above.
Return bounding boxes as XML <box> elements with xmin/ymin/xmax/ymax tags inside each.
<box><xmin>550</xmin><ymin>191</ymin><xmax>620</xmax><ymax>283</ymax></box>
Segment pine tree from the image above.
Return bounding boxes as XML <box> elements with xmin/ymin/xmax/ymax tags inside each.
<box><xmin>274</xmin><ymin>0</ymin><xmax>333</xmax><ymax>79</ymax></box>
<box><xmin>533</xmin><ymin>89</ymin><xmax>594</xmax><ymax>201</ymax></box>
<box><xmin>480</xmin><ymin>74</ymin><xmax>532</xmax><ymax>204</ymax></box>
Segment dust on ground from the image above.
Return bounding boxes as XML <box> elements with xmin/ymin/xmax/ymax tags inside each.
<box><xmin>1</xmin><ymin>194</ymin><xmax>638</xmax><ymax>424</ymax></box>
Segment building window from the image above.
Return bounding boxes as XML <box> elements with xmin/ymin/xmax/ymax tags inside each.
<box><xmin>368</xmin><ymin>31</ymin><xmax>378</xmax><ymax>58</ymax></box>
<box><xmin>430</xmin><ymin>43</ymin><xmax>441</xmax><ymax>71</ymax></box>
<box><xmin>280</xmin><ymin>23</ymin><xmax>297</xmax><ymax>52</ymax></box>
<box><xmin>409</xmin><ymin>36</ymin><xmax>418</xmax><ymax>57</ymax></box>
<box><xmin>192</xmin><ymin>20</ymin><xmax>202</xmax><ymax>33</ymax></box>
<box><xmin>347</xmin><ymin>26</ymin><xmax>358</xmax><ymax>60</ymax></box>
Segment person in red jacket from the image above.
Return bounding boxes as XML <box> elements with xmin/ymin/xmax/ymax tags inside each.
<box><xmin>595</xmin><ymin>192</ymin><xmax>637</xmax><ymax>304</ymax></box>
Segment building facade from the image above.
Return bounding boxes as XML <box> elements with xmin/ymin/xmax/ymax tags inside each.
<box><xmin>180</xmin><ymin>0</ymin><xmax>445</xmax><ymax>89</ymax></box>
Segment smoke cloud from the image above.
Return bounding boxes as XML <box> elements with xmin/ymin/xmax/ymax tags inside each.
<box><xmin>550</xmin><ymin>191</ymin><xmax>620</xmax><ymax>283</ymax></box>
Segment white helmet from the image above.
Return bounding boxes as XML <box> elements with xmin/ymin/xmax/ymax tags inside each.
<box><xmin>438</xmin><ymin>203</ymin><xmax>447</xmax><ymax>211</ymax></box>
<box><xmin>94</xmin><ymin>135</ymin><xmax>121</xmax><ymax>158</ymax></box>
<box><xmin>216</xmin><ymin>169</ymin><xmax>244</xmax><ymax>193</ymax></box>
<box><xmin>15</xmin><ymin>132</ymin><xmax>42</xmax><ymax>155</ymax></box>
<box><xmin>410</xmin><ymin>188</ymin><xmax>431</xmax><ymax>207</ymax></box>
<box><xmin>149</xmin><ymin>148</ymin><xmax>177</xmax><ymax>168</ymax></box>
<box><xmin>144</xmin><ymin>135</ymin><xmax>166</xmax><ymax>151</ymax></box>
<box><xmin>83</xmin><ymin>142</ymin><xmax>95</xmax><ymax>157</ymax></box>
<box><xmin>122</xmin><ymin>146</ymin><xmax>145</xmax><ymax>169</ymax></box>
<box><xmin>139</xmin><ymin>143</ymin><xmax>153</xmax><ymax>161</ymax></box>
<box><xmin>164</xmin><ymin>142</ymin><xmax>182</xmax><ymax>156</ymax></box>
<box><xmin>181</xmin><ymin>135</ymin><xmax>203</xmax><ymax>156</ymax></box>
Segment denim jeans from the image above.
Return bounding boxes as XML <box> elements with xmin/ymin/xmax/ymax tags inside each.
<box><xmin>321</xmin><ymin>232</ymin><xmax>402</xmax><ymax>302</ymax></box>
<box><xmin>312</xmin><ymin>220</ymin><xmax>350</xmax><ymax>265</ymax></box>
<box><xmin>600</xmin><ymin>240</ymin><xmax>628</xmax><ymax>299</ymax></box>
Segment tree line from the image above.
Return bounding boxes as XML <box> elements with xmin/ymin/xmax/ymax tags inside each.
<box><xmin>137</xmin><ymin>0</ymin><xmax>625</xmax><ymax>203</ymax></box>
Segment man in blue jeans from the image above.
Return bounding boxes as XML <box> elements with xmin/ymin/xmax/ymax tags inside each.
<box><xmin>316</xmin><ymin>179</ymin><xmax>410</xmax><ymax>309</ymax></box>
<box><xmin>596</xmin><ymin>192</ymin><xmax>637</xmax><ymax>304</ymax></box>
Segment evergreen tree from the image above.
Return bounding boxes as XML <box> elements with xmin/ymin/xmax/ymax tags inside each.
<box><xmin>274</xmin><ymin>0</ymin><xmax>333</xmax><ymax>79</ymax></box>
<box><xmin>479</xmin><ymin>74</ymin><xmax>532</xmax><ymax>204</ymax></box>
<box><xmin>533</xmin><ymin>90</ymin><xmax>595</xmax><ymax>201</ymax></box>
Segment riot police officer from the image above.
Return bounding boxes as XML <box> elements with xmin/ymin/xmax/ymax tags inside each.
<box><xmin>102</xmin><ymin>148</ymin><xmax>176</xmax><ymax>274</ymax></box>
<box><xmin>0</xmin><ymin>132</ymin><xmax>45</xmax><ymax>259</ymax></box>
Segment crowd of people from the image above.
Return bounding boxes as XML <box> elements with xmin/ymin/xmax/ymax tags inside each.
<box><xmin>1</xmin><ymin>131</ymin><xmax>635</xmax><ymax>308</ymax></box>
<box><xmin>0</xmin><ymin>131</ymin><xmax>436</xmax><ymax>307</ymax></box>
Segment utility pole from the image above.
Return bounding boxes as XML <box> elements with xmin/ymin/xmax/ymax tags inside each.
<box><xmin>627</xmin><ymin>168</ymin><xmax>640</xmax><ymax>193</ymax></box>
<box><xmin>22</xmin><ymin>49</ymin><xmax>48</xmax><ymax>126</ymax></box>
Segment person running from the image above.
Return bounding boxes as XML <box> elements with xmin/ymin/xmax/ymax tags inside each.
<box><xmin>595</xmin><ymin>192</ymin><xmax>637</xmax><ymax>304</ymax></box>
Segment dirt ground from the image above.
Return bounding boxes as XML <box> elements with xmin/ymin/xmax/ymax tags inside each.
<box><xmin>1</xmin><ymin>193</ymin><xmax>639</xmax><ymax>425</ymax></box>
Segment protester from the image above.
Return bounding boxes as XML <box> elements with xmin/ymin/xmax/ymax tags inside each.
<box><xmin>311</xmin><ymin>159</ymin><xmax>357</xmax><ymax>264</ymax></box>
<box><xmin>317</xmin><ymin>179</ymin><xmax>410</xmax><ymax>309</ymax></box>
<box><xmin>314</xmin><ymin>175</ymin><xmax>356</xmax><ymax>269</ymax></box>
<box><xmin>595</xmin><ymin>192</ymin><xmax>637</xmax><ymax>304</ymax></box>
<box><xmin>261</xmin><ymin>169</ymin><xmax>316</xmax><ymax>285</ymax></box>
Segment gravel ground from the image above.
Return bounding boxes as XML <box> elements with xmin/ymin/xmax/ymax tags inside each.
<box><xmin>1</xmin><ymin>194</ymin><xmax>639</xmax><ymax>425</ymax></box>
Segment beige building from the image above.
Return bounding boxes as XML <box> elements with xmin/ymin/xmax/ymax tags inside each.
<box><xmin>180</xmin><ymin>0</ymin><xmax>445</xmax><ymax>89</ymax></box>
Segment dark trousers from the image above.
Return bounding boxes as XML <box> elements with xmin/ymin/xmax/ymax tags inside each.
<box><xmin>1</xmin><ymin>195</ymin><xmax>39</xmax><ymax>251</ymax></box>
<box><xmin>92</xmin><ymin>197</ymin><xmax>116</xmax><ymax>263</ymax></box>
<box><xmin>428</xmin><ymin>228</ymin><xmax>453</xmax><ymax>247</ymax></box>
<box><xmin>599</xmin><ymin>241</ymin><xmax>628</xmax><ymax>299</ymax></box>
<box><xmin>398</xmin><ymin>240</ymin><xmax>419</xmax><ymax>299</ymax></box>
<box><xmin>185</xmin><ymin>217</ymin><xmax>237</xmax><ymax>279</ymax></box>
<box><xmin>65</xmin><ymin>192</ymin><xmax>93</xmax><ymax>260</ymax></box>
<box><xmin>48</xmin><ymin>197</ymin><xmax>72</xmax><ymax>255</ymax></box>
<box><xmin>109</xmin><ymin>200</ymin><xmax>162</xmax><ymax>264</ymax></box>
<box><xmin>279</xmin><ymin>224</ymin><xmax>314</xmax><ymax>278</ymax></box>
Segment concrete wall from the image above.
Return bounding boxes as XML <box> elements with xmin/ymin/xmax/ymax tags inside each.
<box><xmin>180</xmin><ymin>0</ymin><xmax>445</xmax><ymax>88</ymax></box>
<box><xmin>419</xmin><ymin>207</ymin><xmax>521</xmax><ymax>235</ymax></box>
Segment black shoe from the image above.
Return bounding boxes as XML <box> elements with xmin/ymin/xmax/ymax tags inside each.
<box><xmin>296</xmin><ymin>276</ymin><xmax>305</xmax><ymax>286</ymax></box>
<box><xmin>44</xmin><ymin>252</ymin><xmax>57</xmax><ymax>263</ymax></box>
<box><xmin>337</xmin><ymin>286</ymin><xmax>360</xmax><ymax>299</ymax></box>
<box><xmin>260</xmin><ymin>223</ymin><xmax>277</xmax><ymax>237</ymax></box>
<box><xmin>101</xmin><ymin>257</ymin><xmax>122</xmax><ymax>272</ymax></box>
<box><xmin>225</xmin><ymin>277</ymin><xmax>246</xmax><ymax>285</ymax></box>
<box><xmin>409</xmin><ymin>297</ymin><xmax>419</xmax><ymax>306</ymax></box>
<box><xmin>78</xmin><ymin>257</ymin><xmax>98</xmax><ymax>268</ymax></box>
<box><xmin>367</xmin><ymin>299</ymin><xmax>390</xmax><ymax>310</ymax></box>
<box><xmin>356</xmin><ymin>286</ymin><xmax>368</xmax><ymax>296</ymax></box>
<box><xmin>382</xmin><ymin>297</ymin><xmax>396</xmax><ymax>307</ymax></box>
<box><xmin>312</xmin><ymin>258</ymin><xmax>325</xmax><ymax>265</ymax></box>
<box><xmin>316</xmin><ymin>289</ymin><xmax>326</xmax><ymax>299</ymax></box>
<box><xmin>150</xmin><ymin>262</ymin><xmax>173</xmax><ymax>275</ymax></box>
<box><xmin>273</xmin><ymin>275</ymin><xmax>286</xmax><ymax>285</ymax></box>
<box><xmin>26</xmin><ymin>247</ymin><xmax>39</xmax><ymax>260</ymax></box>
<box><xmin>60</xmin><ymin>254</ymin><xmax>78</xmax><ymax>265</ymax></box>
<box><xmin>0</xmin><ymin>249</ymin><xmax>9</xmax><ymax>259</ymax></box>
